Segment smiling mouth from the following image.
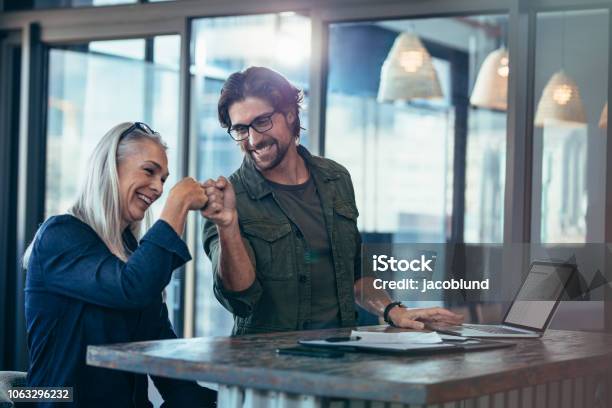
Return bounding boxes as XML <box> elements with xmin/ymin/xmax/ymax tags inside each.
<box><xmin>249</xmin><ymin>142</ymin><xmax>276</xmax><ymax>157</ymax></box>
<box><xmin>136</xmin><ymin>193</ymin><xmax>154</xmax><ymax>206</ymax></box>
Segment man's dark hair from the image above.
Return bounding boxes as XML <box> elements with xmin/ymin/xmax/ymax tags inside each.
<box><xmin>218</xmin><ymin>66</ymin><xmax>304</xmax><ymax>138</ymax></box>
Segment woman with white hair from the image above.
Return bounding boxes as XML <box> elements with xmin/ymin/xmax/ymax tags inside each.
<box><xmin>23</xmin><ymin>122</ymin><xmax>216</xmax><ymax>407</ymax></box>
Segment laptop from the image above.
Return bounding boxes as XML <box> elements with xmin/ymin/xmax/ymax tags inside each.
<box><xmin>427</xmin><ymin>261</ymin><xmax>576</xmax><ymax>338</ymax></box>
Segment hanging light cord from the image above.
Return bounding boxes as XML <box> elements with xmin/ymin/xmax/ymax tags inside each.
<box><xmin>561</xmin><ymin>12</ymin><xmax>567</xmax><ymax>69</ymax></box>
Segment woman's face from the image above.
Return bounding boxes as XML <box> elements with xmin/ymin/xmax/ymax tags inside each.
<box><xmin>117</xmin><ymin>139</ymin><xmax>169</xmax><ymax>227</ymax></box>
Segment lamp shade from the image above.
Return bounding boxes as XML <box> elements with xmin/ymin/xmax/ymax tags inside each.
<box><xmin>377</xmin><ymin>32</ymin><xmax>443</xmax><ymax>102</ymax></box>
<box><xmin>470</xmin><ymin>47</ymin><xmax>509</xmax><ymax>111</ymax></box>
<box><xmin>600</xmin><ymin>103</ymin><xmax>607</xmax><ymax>129</ymax></box>
<box><xmin>534</xmin><ymin>70</ymin><xmax>587</xmax><ymax>127</ymax></box>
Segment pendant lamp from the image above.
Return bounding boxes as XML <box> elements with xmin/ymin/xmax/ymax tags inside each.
<box><xmin>470</xmin><ymin>47</ymin><xmax>509</xmax><ymax>111</ymax></box>
<box><xmin>377</xmin><ymin>32</ymin><xmax>443</xmax><ymax>102</ymax></box>
<box><xmin>534</xmin><ymin>13</ymin><xmax>587</xmax><ymax>128</ymax></box>
<box><xmin>534</xmin><ymin>70</ymin><xmax>587</xmax><ymax>127</ymax></box>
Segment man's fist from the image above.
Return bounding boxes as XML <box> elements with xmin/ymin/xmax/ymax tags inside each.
<box><xmin>200</xmin><ymin>176</ymin><xmax>237</xmax><ymax>228</ymax></box>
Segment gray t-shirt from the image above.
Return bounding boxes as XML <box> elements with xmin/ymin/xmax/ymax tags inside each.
<box><xmin>267</xmin><ymin>176</ymin><xmax>340</xmax><ymax>329</ymax></box>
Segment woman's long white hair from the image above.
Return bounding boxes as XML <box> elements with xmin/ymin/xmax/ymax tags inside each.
<box><xmin>23</xmin><ymin>122</ymin><xmax>167</xmax><ymax>268</ymax></box>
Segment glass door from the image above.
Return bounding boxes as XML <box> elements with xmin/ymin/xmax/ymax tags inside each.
<box><xmin>44</xmin><ymin>35</ymin><xmax>183</xmax><ymax>326</ymax></box>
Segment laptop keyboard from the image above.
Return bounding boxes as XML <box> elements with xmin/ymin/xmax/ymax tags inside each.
<box><xmin>462</xmin><ymin>324</ymin><xmax>526</xmax><ymax>334</ymax></box>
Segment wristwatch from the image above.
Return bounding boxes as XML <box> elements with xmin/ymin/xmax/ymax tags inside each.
<box><xmin>383</xmin><ymin>301</ymin><xmax>405</xmax><ymax>328</ymax></box>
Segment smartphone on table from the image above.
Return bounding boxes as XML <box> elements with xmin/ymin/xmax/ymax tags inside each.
<box><xmin>276</xmin><ymin>346</ymin><xmax>344</xmax><ymax>358</ymax></box>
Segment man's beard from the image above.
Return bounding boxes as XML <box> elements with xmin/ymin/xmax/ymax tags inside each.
<box><xmin>244</xmin><ymin>138</ymin><xmax>291</xmax><ymax>172</ymax></box>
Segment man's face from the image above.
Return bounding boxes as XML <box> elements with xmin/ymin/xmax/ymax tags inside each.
<box><xmin>228</xmin><ymin>96</ymin><xmax>296</xmax><ymax>172</ymax></box>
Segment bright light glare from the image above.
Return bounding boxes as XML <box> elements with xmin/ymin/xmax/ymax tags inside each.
<box><xmin>400</xmin><ymin>50</ymin><xmax>424</xmax><ymax>73</ymax></box>
<box><xmin>497</xmin><ymin>56</ymin><xmax>509</xmax><ymax>77</ymax></box>
<box><xmin>275</xmin><ymin>34</ymin><xmax>308</xmax><ymax>67</ymax></box>
<box><xmin>553</xmin><ymin>84</ymin><xmax>573</xmax><ymax>105</ymax></box>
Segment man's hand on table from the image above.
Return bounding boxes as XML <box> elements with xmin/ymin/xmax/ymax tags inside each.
<box><xmin>388</xmin><ymin>307</ymin><xmax>463</xmax><ymax>330</ymax></box>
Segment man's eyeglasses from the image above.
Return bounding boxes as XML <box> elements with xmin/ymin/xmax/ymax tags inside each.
<box><xmin>227</xmin><ymin>111</ymin><xmax>276</xmax><ymax>141</ymax></box>
<box><xmin>120</xmin><ymin>122</ymin><xmax>158</xmax><ymax>139</ymax></box>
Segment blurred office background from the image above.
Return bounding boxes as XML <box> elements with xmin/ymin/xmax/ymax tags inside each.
<box><xmin>1</xmin><ymin>0</ymin><xmax>612</xmax><ymax>373</ymax></box>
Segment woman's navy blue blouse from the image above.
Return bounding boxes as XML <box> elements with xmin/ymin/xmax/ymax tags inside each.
<box><xmin>25</xmin><ymin>214</ymin><xmax>216</xmax><ymax>407</ymax></box>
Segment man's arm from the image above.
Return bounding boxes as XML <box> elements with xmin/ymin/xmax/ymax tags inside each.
<box><xmin>354</xmin><ymin>277</ymin><xmax>464</xmax><ymax>329</ymax></box>
<box><xmin>354</xmin><ymin>276</ymin><xmax>393</xmax><ymax>317</ymax></box>
<box><xmin>201</xmin><ymin>176</ymin><xmax>255</xmax><ymax>292</ymax></box>
<box><xmin>203</xmin><ymin>222</ymin><xmax>262</xmax><ymax>318</ymax></box>
<box><xmin>342</xmin><ymin>170</ymin><xmax>462</xmax><ymax>329</ymax></box>
<box><xmin>216</xmin><ymin>218</ymin><xmax>256</xmax><ymax>291</ymax></box>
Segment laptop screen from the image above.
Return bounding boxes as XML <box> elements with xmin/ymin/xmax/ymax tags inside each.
<box><xmin>503</xmin><ymin>263</ymin><xmax>574</xmax><ymax>330</ymax></box>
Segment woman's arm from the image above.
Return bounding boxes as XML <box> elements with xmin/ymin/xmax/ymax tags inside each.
<box><xmin>36</xmin><ymin>216</ymin><xmax>190</xmax><ymax>309</ymax></box>
<box><xmin>160</xmin><ymin>176</ymin><xmax>209</xmax><ymax>236</ymax></box>
<box><xmin>35</xmin><ymin>177</ymin><xmax>208</xmax><ymax>309</ymax></box>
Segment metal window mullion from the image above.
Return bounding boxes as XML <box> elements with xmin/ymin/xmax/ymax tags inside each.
<box><xmin>528</xmin><ymin>0</ymin><xmax>612</xmax><ymax>12</ymax></box>
<box><xmin>604</xmin><ymin>6</ymin><xmax>612</xmax><ymax>332</ymax></box>
<box><xmin>319</xmin><ymin>0</ymin><xmax>512</xmax><ymax>23</ymax></box>
<box><xmin>178</xmin><ymin>17</ymin><xmax>196</xmax><ymax>338</ymax></box>
<box><xmin>143</xmin><ymin>36</ymin><xmax>154</xmax><ymax>125</ymax></box>
<box><xmin>40</xmin><ymin>17</ymin><xmax>184</xmax><ymax>45</ymax></box>
<box><xmin>1</xmin><ymin>30</ymin><xmax>22</xmax><ymax>371</ymax></box>
<box><xmin>500</xmin><ymin>0</ymin><xmax>536</xmax><ymax>291</ymax></box>
<box><xmin>504</xmin><ymin>0</ymin><xmax>535</xmax><ymax>245</ymax></box>
<box><xmin>308</xmin><ymin>10</ymin><xmax>328</xmax><ymax>156</ymax></box>
<box><xmin>16</xmin><ymin>22</ymin><xmax>48</xmax><ymax>370</ymax></box>
<box><xmin>0</xmin><ymin>0</ymin><xmax>314</xmax><ymax>32</ymax></box>
<box><xmin>0</xmin><ymin>32</ymin><xmax>12</xmax><ymax>370</ymax></box>
<box><xmin>450</xmin><ymin>50</ymin><xmax>470</xmax><ymax>245</ymax></box>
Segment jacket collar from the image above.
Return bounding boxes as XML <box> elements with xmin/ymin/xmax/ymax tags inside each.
<box><xmin>238</xmin><ymin>144</ymin><xmax>340</xmax><ymax>200</ymax></box>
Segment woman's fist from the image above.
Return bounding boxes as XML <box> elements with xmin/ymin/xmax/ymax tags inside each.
<box><xmin>168</xmin><ymin>177</ymin><xmax>208</xmax><ymax>211</ymax></box>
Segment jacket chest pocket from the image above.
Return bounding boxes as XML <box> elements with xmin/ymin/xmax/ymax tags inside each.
<box><xmin>242</xmin><ymin>220</ymin><xmax>295</xmax><ymax>281</ymax></box>
<box><xmin>333</xmin><ymin>201</ymin><xmax>360</xmax><ymax>262</ymax></box>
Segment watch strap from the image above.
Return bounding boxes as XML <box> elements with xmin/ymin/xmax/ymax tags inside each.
<box><xmin>383</xmin><ymin>301</ymin><xmax>404</xmax><ymax>327</ymax></box>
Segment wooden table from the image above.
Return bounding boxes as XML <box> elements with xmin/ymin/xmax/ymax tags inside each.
<box><xmin>86</xmin><ymin>326</ymin><xmax>612</xmax><ymax>407</ymax></box>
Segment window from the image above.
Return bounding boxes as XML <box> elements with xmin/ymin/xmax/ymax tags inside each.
<box><xmin>3</xmin><ymin>0</ymin><xmax>137</xmax><ymax>11</ymax></box>
<box><xmin>530</xmin><ymin>9</ymin><xmax>609</xmax><ymax>244</ymax></box>
<box><xmin>325</xmin><ymin>16</ymin><xmax>508</xmax><ymax>245</ymax></box>
<box><xmin>45</xmin><ymin>35</ymin><xmax>182</xmax><ymax>322</ymax></box>
<box><xmin>190</xmin><ymin>13</ymin><xmax>311</xmax><ymax>337</ymax></box>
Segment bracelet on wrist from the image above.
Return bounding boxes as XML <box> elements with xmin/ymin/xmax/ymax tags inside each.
<box><xmin>383</xmin><ymin>301</ymin><xmax>405</xmax><ymax>328</ymax></box>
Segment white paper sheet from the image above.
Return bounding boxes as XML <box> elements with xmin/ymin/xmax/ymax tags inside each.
<box><xmin>350</xmin><ymin>330</ymin><xmax>443</xmax><ymax>344</ymax></box>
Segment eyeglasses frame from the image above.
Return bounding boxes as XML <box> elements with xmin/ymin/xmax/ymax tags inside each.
<box><xmin>226</xmin><ymin>110</ymin><xmax>277</xmax><ymax>141</ymax></box>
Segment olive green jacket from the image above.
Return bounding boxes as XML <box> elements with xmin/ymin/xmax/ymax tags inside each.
<box><xmin>202</xmin><ymin>145</ymin><xmax>361</xmax><ymax>335</ymax></box>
